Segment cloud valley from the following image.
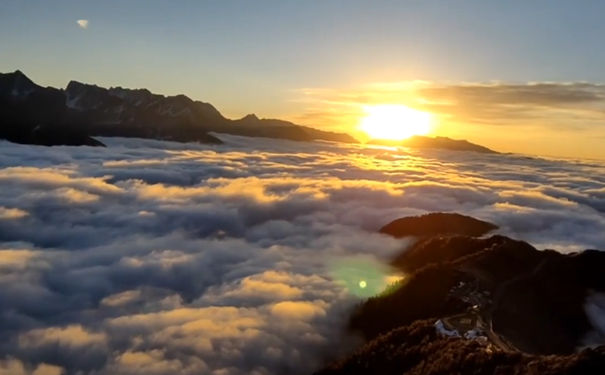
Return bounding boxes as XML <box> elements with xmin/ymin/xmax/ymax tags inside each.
<box><xmin>0</xmin><ymin>135</ymin><xmax>604</xmax><ymax>374</ymax></box>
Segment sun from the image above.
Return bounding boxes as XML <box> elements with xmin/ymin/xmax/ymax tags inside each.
<box><xmin>359</xmin><ymin>104</ymin><xmax>432</xmax><ymax>141</ymax></box>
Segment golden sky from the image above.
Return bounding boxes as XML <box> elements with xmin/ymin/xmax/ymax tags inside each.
<box><xmin>285</xmin><ymin>81</ymin><xmax>605</xmax><ymax>160</ymax></box>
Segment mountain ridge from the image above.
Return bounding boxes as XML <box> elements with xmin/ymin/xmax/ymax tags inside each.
<box><xmin>317</xmin><ymin>213</ymin><xmax>605</xmax><ymax>373</ymax></box>
<box><xmin>0</xmin><ymin>70</ymin><xmax>357</xmax><ymax>146</ymax></box>
<box><xmin>369</xmin><ymin>135</ymin><xmax>498</xmax><ymax>154</ymax></box>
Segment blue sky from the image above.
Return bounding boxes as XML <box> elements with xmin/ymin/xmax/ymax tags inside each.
<box><xmin>2</xmin><ymin>1</ymin><xmax>605</xmax><ymax>105</ymax></box>
<box><xmin>2</xmin><ymin>1</ymin><xmax>605</xmax><ymax>157</ymax></box>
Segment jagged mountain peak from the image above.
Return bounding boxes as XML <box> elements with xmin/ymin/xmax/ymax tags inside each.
<box><xmin>1</xmin><ymin>70</ymin><xmax>30</xmax><ymax>81</ymax></box>
<box><xmin>65</xmin><ymin>80</ymin><xmax>121</xmax><ymax>110</ymax></box>
<box><xmin>241</xmin><ymin>113</ymin><xmax>259</xmax><ymax>121</ymax></box>
<box><xmin>108</xmin><ymin>86</ymin><xmax>153</xmax><ymax>95</ymax></box>
<box><xmin>65</xmin><ymin>80</ymin><xmax>106</xmax><ymax>92</ymax></box>
<box><xmin>9</xmin><ymin>69</ymin><xmax>28</xmax><ymax>79</ymax></box>
<box><xmin>0</xmin><ymin>70</ymin><xmax>40</xmax><ymax>98</ymax></box>
<box><xmin>107</xmin><ymin>86</ymin><xmax>157</xmax><ymax>107</ymax></box>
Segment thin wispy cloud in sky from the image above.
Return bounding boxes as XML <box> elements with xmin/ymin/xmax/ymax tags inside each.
<box><xmin>76</xmin><ymin>19</ymin><xmax>89</xmax><ymax>29</ymax></box>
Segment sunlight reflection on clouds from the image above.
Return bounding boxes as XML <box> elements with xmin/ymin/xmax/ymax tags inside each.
<box><xmin>0</xmin><ymin>135</ymin><xmax>604</xmax><ymax>374</ymax></box>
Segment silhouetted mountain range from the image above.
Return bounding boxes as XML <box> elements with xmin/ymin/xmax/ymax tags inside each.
<box><xmin>369</xmin><ymin>135</ymin><xmax>498</xmax><ymax>153</ymax></box>
<box><xmin>317</xmin><ymin>212</ymin><xmax>605</xmax><ymax>373</ymax></box>
<box><xmin>0</xmin><ymin>70</ymin><xmax>357</xmax><ymax>146</ymax></box>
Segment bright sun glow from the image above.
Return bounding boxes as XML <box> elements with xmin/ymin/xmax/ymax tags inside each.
<box><xmin>359</xmin><ymin>104</ymin><xmax>432</xmax><ymax>140</ymax></box>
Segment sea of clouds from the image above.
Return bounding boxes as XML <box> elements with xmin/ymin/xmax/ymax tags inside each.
<box><xmin>0</xmin><ymin>135</ymin><xmax>604</xmax><ymax>375</ymax></box>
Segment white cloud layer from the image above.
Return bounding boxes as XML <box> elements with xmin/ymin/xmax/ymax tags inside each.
<box><xmin>0</xmin><ymin>135</ymin><xmax>603</xmax><ymax>374</ymax></box>
<box><xmin>76</xmin><ymin>19</ymin><xmax>88</xmax><ymax>29</ymax></box>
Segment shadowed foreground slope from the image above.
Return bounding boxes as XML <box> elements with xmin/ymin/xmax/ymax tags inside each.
<box><xmin>317</xmin><ymin>319</ymin><xmax>605</xmax><ymax>375</ymax></box>
<box><xmin>316</xmin><ymin>213</ymin><xmax>605</xmax><ymax>373</ymax></box>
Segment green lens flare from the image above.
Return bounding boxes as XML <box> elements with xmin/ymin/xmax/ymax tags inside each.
<box><xmin>329</xmin><ymin>257</ymin><xmax>401</xmax><ymax>298</ymax></box>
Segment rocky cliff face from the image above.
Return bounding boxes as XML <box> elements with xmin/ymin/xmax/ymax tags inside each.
<box><xmin>0</xmin><ymin>71</ymin><xmax>103</xmax><ymax>146</ymax></box>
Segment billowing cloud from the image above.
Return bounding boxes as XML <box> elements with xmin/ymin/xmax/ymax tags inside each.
<box><xmin>0</xmin><ymin>207</ymin><xmax>28</xmax><ymax>220</ymax></box>
<box><xmin>270</xmin><ymin>301</ymin><xmax>327</xmax><ymax>320</ymax></box>
<box><xmin>76</xmin><ymin>19</ymin><xmax>89</xmax><ymax>29</ymax></box>
<box><xmin>19</xmin><ymin>325</ymin><xmax>107</xmax><ymax>349</ymax></box>
<box><xmin>0</xmin><ymin>135</ymin><xmax>603</xmax><ymax>374</ymax></box>
<box><xmin>0</xmin><ymin>357</ymin><xmax>64</xmax><ymax>375</ymax></box>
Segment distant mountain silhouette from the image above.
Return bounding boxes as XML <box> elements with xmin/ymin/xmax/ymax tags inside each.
<box><xmin>229</xmin><ymin>113</ymin><xmax>355</xmax><ymax>142</ymax></box>
<box><xmin>0</xmin><ymin>70</ymin><xmax>357</xmax><ymax>146</ymax></box>
<box><xmin>0</xmin><ymin>71</ymin><xmax>106</xmax><ymax>146</ymax></box>
<box><xmin>369</xmin><ymin>135</ymin><xmax>498</xmax><ymax>153</ymax></box>
<box><xmin>379</xmin><ymin>212</ymin><xmax>498</xmax><ymax>239</ymax></box>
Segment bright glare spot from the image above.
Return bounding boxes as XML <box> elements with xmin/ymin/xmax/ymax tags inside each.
<box><xmin>330</xmin><ymin>257</ymin><xmax>393</xmax><ymax>297</ymax></box>
<box><xmin>385</xmin><ymin>274</ymin><xmax>404</xmax><ymax>285</ymax></box>
<box><xmin>77</xmin><ymin>19</ymin><xmax>89</xmax><ymax>29</ymax></box>
<box><xmin>359</xmin><ymin>104</ymin><xmax>432</xmax><ymax>141</ymax></box>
